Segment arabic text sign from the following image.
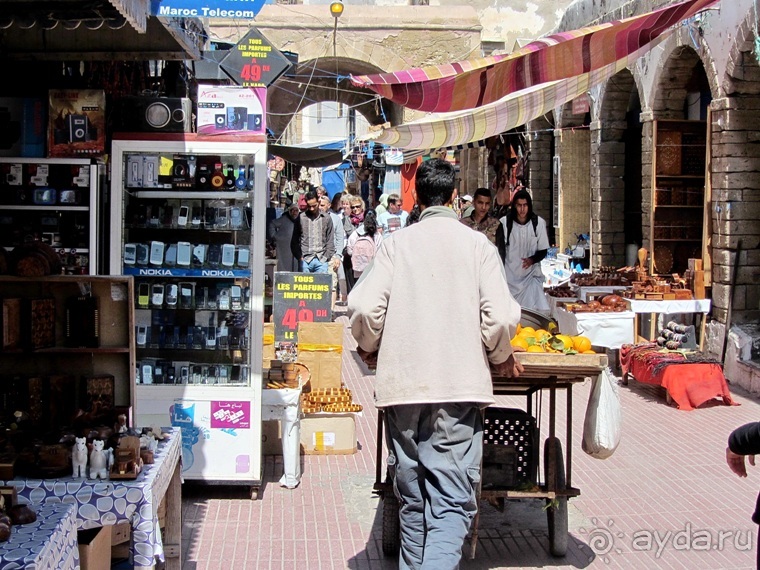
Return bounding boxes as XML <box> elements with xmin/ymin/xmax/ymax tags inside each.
<box><xmin>210</xmin><ymin>400</ymin><xmax>251</xmax><ymax>429</ymax></box>
<box><xmin>150</xmin><ymin>0</ymin><xmax>266</xmax><ymax>19</ymax></box>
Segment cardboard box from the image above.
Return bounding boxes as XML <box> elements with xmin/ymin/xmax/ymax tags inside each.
<box><xmin>110</xmin><ymin>522</ymin><xmax>130</xmax><ymax>546</ymax></box>
<box><xmin>48</xmin><ymin>89</ymin><xmax>106</xmax><ymax>158</ymax></box>
<box><xmin>196</xmin><ymin>85</ymin><xmax>266</xmax><ymax>135</ymax></box>
<box><xmin>0</xmin><ymin>97</ymin><xmax>46</xmax><ymax>157</ymax></box>
<box><xmin>263</xmin><ymin>414</ymin><xmax>357</xmax><ymax>455</ymax></box>
<box><xmin>78</xmin><ymin>526</ymin><xmax>111</xmax><ymax>570</ymax></box>
<box><xmin>300</xmin><ymin>414</ymin><xmax>357</xmax><ymax>455</ymax></box>
<box><xmin>297</xmin><ymin>322</ymin><xmax>344</xmax><ymax>390</ymax></box>
<box><xmin>263</xmin><ymin>322</ymin><xmax>275</xmax><ymax>368</ymax></box>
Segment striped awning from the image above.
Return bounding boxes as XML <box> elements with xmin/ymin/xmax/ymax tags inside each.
<box><xmin>362</xmin><ymin>36</ymin><xmax>666</xmax><ymax>149</ymax></box>
<box><xmin>351</xmin><ymin>0</ymin><xmax>718</xmax><ymax>114</ymax></box>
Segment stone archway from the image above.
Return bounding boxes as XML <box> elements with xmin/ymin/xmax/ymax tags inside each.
<box><xmin>591</xmin><ymin>69</ymin><xmax>642</xmax><ymax>268</ymax></box>
<box><xmin>711</xmin><ymin>6</ymin><xmax>760</xmax><ymax>327</ymax></box>
<box><xmin>267</xmin><ymin>57</ymin><xmax>400</xmax><ymax>137</ymax></box>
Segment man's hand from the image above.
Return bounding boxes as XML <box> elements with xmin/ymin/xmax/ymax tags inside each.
<box><xmin>329</xmin><ymin>256</ymin><xmax>341</xmax><ymax>272</ymax></box>
<box><xmin>357</xmin><ymin>347</ymin><xmax>378</xmax><ymax>370</ymax></box>
<box><xmin>727</xmin><ymin>447</ymin><xmax>755</xmax><ymax>478</ymax></box>
<box><xmin>521</xmin><ymin>257</ymin><xmax>534</xmax><ymax>269</ymax></box>
<box><xmin>492</xmin><ymin>353</ymin><xmax>524</xmax><ymax>378</ymax></box>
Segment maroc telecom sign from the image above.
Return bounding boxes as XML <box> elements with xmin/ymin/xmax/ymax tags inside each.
<box><xmin>150</xmin><ymin>0</ymin><xmax>266</xmax><ymax>19</ymax></box>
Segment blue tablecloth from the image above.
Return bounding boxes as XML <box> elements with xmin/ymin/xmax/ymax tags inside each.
<box><xmin>1</xmin><ymin>428</ymin><xmax>181</xmax><ymax>568</ymax></box>
<box><xmin>0</xmin><ymin>503</ymin><xmax>79</xmax><ymax>570</ymax></box>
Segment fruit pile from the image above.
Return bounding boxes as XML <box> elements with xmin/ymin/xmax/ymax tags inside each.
<box><xmin>510</xmin><ymin>324</ymin><xmax>595</xmax><ymax>354</ymax></box>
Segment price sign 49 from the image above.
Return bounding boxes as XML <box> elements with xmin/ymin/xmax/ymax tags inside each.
<box><xmin>273</xmin><ymin>272</ymin><xmax>332</xmax><ymax>342</ymax></box>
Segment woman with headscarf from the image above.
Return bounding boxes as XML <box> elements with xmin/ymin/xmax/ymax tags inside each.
<box><xmin>496</xmin><ymin>189</ymin><xmax>551</xmax><ymax>313</ymax></box>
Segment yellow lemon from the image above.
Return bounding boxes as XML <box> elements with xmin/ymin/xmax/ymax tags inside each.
<box><xmin>547</xmin><ymin>322</ymin><xmax>558</xmax><ymax>332</ymax></box>
<box><xmin>535</xmin><ymin>329</ymin><xmax>551</xmax><ymax>342</ymax></box>
<box><xmin>516</xmin><ymin>323</ymin><xmax>523</xmax><ymax>334</ymax></box>
<box><xmin>582</xmin><ymin>349</ymin><xmax>597</xmax><ymax>354</ymax></box>
<box><xmin>554</xmin><ymin>334</ymin><xmax>574</xmax><ymax>351</ymax></box>
<box><xmin>572</xmin><ymin>336</ymin><xmax>592</xmax><ymax>353</ymax></box>
<box><xmin>511</xmin><ymin>336</ymin><xmax>530</xmax><ymax>350</ymax></box>
<box><xmin>527</xmin><ymin>345</ymin><xmax>545</xmax><ymax>353</ymax></box>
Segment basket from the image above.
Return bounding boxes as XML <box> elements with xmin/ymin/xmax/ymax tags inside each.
<box><xmin>482</xmin><ymin>407</ymin><xmax>538</xmax><ymax>490</ymax></box>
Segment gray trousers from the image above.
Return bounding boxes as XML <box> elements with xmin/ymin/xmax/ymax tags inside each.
<box><xmin>384</xmin><ymin>402</ymin><xmax>483</xmax><ymax>570</ymax></box>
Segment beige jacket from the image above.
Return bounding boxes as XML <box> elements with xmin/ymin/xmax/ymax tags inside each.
<box><xmin>348</xmin><ymin>206</ymin><xmax>521</xmax><ymax>408</ymax></box>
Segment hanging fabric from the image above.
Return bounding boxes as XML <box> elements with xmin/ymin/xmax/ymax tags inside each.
<box><xmin>351</xmin><ymin>0</ymin><xmax>718</xmax><ymax>113</ymax></box>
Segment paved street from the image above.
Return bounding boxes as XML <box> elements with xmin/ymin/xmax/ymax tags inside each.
<box><xmin>181</xmin><ymin>315</ymin><xmax>759</xmax><ymax>569</ymax></box>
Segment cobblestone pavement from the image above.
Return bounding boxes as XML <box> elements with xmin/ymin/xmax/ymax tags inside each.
<box><xmin>181</xmin><ymin>315</ymin><xmax>759</xmax><ymax>569</ymax></box>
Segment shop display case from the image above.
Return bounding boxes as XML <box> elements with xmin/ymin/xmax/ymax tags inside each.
<box><xmin>0</xmin><ymin>157</ymin><xmax>100</xmax><ymax>275</ymax></box>
<box><xmin>651</xmin><ymin>119</ymin><xmax>707</xmax><ymax>275</ymax></box>
<box><xmin>109</xmin><ymin>134</ymin><xmax>266</xmax><ymax>486</ymax></box>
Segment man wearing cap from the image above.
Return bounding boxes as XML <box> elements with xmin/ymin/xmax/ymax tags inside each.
<box><xmin>267</xmin><ymin>201</ymin><xmax>301</xmax><ymax>272</ymax></box>
<box><xmin>460</xmin><ymin>194</ymin><xmax>474</xmax><ymax>218</ymax></box>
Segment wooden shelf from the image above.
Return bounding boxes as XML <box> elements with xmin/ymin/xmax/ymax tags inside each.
<box><xmin>653</xmin><ymin>205</ymin><xmax>703</xmax><ymax>209</ymax></box>
<box><xmin>652</xmin><ymin>238</ymin><xmax>703</xmax><ymax>242</ymax></box>
<box><xmin>654</xmin><ymin>175</ymin><xmax>705</xmax><ymax>180</ymax></box>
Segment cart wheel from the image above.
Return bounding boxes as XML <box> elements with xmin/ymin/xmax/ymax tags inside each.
<box><xmin>381</xmin><ymin>491</ymin><xmax>401</xmax><ymax>556</ymax></box>
<box><xmin>544</xmin><ymin>436</ymin><xmax>568</xmax><ymax>557</ymax></box>
<box><xmin>621</xmin><ymin>372</ymin><xmax>629</xmax><ymax>386</ymax></box>
<box><xmin>250</xmin><ymin>487</ymin><xmax>259</xmax><ymax>501</ymax></box>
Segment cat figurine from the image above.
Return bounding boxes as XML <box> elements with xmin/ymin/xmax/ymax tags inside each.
<box><xmin>72</xmin><ymin>437</ymin><xmax>88</xmax><ymax>478</ymax></box>
<box><xmin>88</xmin><ymin>439</ymin><xmax>108</xmax><ymax>480</ymax></box>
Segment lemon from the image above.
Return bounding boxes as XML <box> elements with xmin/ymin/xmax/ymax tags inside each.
<box><xmin>527</xmin><ymin>345</ymin><xmax>545</xmax><ymax>352</ymax></box>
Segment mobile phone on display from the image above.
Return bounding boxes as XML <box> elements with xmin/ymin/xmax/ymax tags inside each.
<box><xmin>124</xmin><ymin>243</ymin><xmax>137</xmax><ymax>265</ymax></box>
<box><xmin>236</xmin><ymin>247</ymin><xmax>249</xmax><ymax>268</ymax></box>
<box><xmin>141</xmin><ymin>363</ymin><xmax>154</xmax><ymax>385</ymax></box>
<box><xmin>221</xmin><ymin>244</ymin><xmax>235</xmax><ymax>267</ymax></box>
<box><xmin>192</xmin><ymin>244</ymin><xmax>207</xmax><ymax>267</ymax></box>
<box><xmin>218</xmin><ymin>366</ymin><xmax>229</xmax><ymax>384</ymax></box>
<box><xmin>207</xmin><ymin>244</ymin><xmax>221</xmax><ymax>268</ymax></box>
<box><xmin>229</xmin><ymin>206</ymin><xmax>243</xmax><ymax>229</ymax></box>
<box><xmin>136</xmin><ymin>325</ymin><xmax>148</xmax><ymax>347</ymax></box>
<box><xmin>195</xmin><ymin>286</ymin><xmax>208</xmax><ymax>310</ymax></box>
<box><xmin>176</xmin><ymin>242</ymin><xmax>192</xmax><ymax>266</ymax></box>
<box><xmin>191</xmin><ymin>206</ymin><xmax>202</xmax><ymax>227</ymax></box>
<box><xmin>149</xmin><ymin>241</ymin><xmax>165</xmax><ymax>266</ymax></box>
<box><xmin>151</xmin><ymin>284</ymin><xmax>165</xmax><ymax>307</ymax></box>
<box><xmin>206</xmin><ymin>326</ymin><xmax>217</xmax><ymax>349</ymax></box>
<box><xmin>164</xmin><ymin>243</ymin><xmax>177</xmax><ymax>266</ymax></box>
<box><xmin>218</xmin><ymin>288</ymin><xmax>231</xmax><ymax>311</ymax></box>
<box><xmin>180</xmin><ymin>366</ymin><xmax>189</xmax><ymax>384</ymax></box>
<box><xmin>177</xmin><ymin>205</ymin><xmax>189</xmax><ymax>227</ymax></box>
<box><xmin>166</xmin><ymin>284</ymin><xmax>178</xmax><ymax>307</ymax></box>
<box><xmin>137</xmin><ymin>283</ymin><xmax>150</xmax><ymax>308</ymax></box>
<box><xmin>231</xmin><ymin>285</ymin><xmax>242</xmax><ymax>310</ymax></box>
<box><xmin>179</xmin><ymin>282</ymin><xmax>194</xmax><ymax>309</ymax></box>
<box><xmin>136</xmin><ymin>243</ymin><xmax>149</xmax><ymax>266</ymax></box>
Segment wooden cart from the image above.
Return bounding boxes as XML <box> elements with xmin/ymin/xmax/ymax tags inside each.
<box><xmin>373</xmin><ymin>351</ymin><xmax>608</xmax><ymax>558</ymax></box>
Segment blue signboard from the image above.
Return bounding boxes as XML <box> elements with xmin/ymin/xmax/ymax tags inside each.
<box><xmin>151</xmin><ymin>0</ymin><xmax>267</xmax><ymax>19</ymax></box>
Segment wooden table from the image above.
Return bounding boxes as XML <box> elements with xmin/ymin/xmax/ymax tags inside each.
<box><xmin>628</xmin><ymin>298</ymin><xmax>711</xmax><ymax>350</ymax></box>
<box><xmin>1</xmin><ymin>429</ymin><xmax>182</xmax><ymax>570</ymax></box>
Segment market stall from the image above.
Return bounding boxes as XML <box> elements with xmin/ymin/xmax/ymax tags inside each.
<box><xmin>1</xmin><ymin>429</ymin><xmax>182</xmax><ymax>570</ymax></box>
<box><xmin>555</xmin><ymin>307</ymin><xmax>635</xmax><ymax>349</ymax></box>
<box><xmin>628</xmin><ymin>298</ymin><xmax>711</xmax><ymax>348</ymax></box>
<box><xmin>620</xmin><ymin>343</ymin><xmax>734</xmax><ymax>410</ymax></box>
<box><xmin>0</xmin><ymin>503</ymin><xmax>80</xmax><ymax>570</ymax></box>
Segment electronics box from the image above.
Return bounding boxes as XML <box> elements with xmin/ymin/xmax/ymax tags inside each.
<box><xmin>0</xmin><ymin>97</ymin><xmax>46</xmax><ymax>157</ymax></box>
<box><xmin>48</xmin><ymin>89</ymin><xmax>106</xmax><ymax>158</ymax></box>
<box><xmin>196</xmin><ymin>85</ymin><xmax>266</xmax><ymax>136</ymax></box>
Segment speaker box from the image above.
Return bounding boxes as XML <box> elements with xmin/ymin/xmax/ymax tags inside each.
<box><xmin>112</xmin><ymin>97</ymin><xmax>193</xmax><ymax>133</ymax></box>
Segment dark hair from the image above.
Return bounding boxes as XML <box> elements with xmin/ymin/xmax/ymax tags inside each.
<box><xmin>405</xmin><ymin>204</ymin><xmax>421</xmax><ymax>227</ymax></box>
<box><xmin>330</xmin><ymin>192</ymin><xmax>343</xmax><ymax>212</ymax></box>
<box><xmin>415</xmin><ymin>159</ymin><xmax>455</xmax><ymax>207</ymax></box>
<box><xmin>474</xmin><ymin>187</ymin><xmax>491</xmax><ymax>201</ymax></box>
<box><xmin>387</xmin><ymin>193</ymin><xmax>401</xmax><ymax>205</ymax></box>
<box><xmin>363</xmin><ymin>209</ymin><xmax>379</xmax><ymax>235</ymax></box>
<box><xmin>304</xmin><ymin>190</ymin><xmax>318</xmax><ymax>202</ymax></box>
<box><xmin>510</xmin><ymin>189</ymin><xmax>534</xmax><ymax>219</ymax></box>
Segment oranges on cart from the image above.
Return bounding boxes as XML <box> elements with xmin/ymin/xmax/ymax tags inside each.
<box><xmin>510</xmin><ymin>330</ymin><xmax>594</xmax><ymax>355</ymax></box>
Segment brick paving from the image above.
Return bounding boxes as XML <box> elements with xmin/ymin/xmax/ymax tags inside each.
<box><xmin>181</xmin><ymin>314</ymin><xmax>760</xmax><ymax>569</ymax></box>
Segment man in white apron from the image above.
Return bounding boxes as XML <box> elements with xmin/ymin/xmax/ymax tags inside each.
<box><xmin>496</xmin><ymin>189</ymin><xmax>551</xmax><ymax>313</ymax></box>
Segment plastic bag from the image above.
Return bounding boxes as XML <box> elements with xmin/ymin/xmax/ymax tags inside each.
<box><xmin>582</xmin><ymin>368</ymin><xmax>622</xmax><ymax>459</ymax></box>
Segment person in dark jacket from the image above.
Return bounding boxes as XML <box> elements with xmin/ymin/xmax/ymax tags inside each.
<box><xmin>267</xmin><ymin>202</ymin><xmax>301</xmax><ymax>272</ymax></box>
<box><xmin>727</xmin><ymin>421</ymin><xmax>760</xmax><ymax>567</ymax></box>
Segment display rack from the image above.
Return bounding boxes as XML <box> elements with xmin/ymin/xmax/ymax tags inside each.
<box><xmin>650</xmin><ymin>119</ymin><xmax>707</xmax><ymax>275</ymax></box>
<box><xmin>0</xmin><ymin>157</ymin><xmax>101</xmax><ymax>275</ymax></box>
<box><xmin>109</xmin><ymin>133</ymin><xmax>266</xmax><ymax>488</ymax></box>
<box><xmin>0</xmin><ymin>275</ymin><xmax>135</xmax><ymax>424</ymax></box>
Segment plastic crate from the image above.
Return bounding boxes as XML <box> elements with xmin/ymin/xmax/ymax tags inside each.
<box><xmin>482</xmin><ymin>407</ymin><xmax>538</xmax><ymax>489</ymax></box>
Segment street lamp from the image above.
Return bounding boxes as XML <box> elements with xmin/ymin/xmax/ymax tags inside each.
<box><xmin>330</xmin><ymin>1</ymin><xmax>344</xmax><ymax>58</ymax></box>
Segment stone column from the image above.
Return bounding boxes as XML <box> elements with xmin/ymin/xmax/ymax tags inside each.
<box><xmin>710</xmin><ymin>97</ymin><xmax>760</xmax><ymax>325</ymax></box>
<box><xmin>639</xmin><ymin>109</ymin><xmax>654</xmax><ymax>253</ymax></box>
<box><xmin>526</xmin><ymin>119</ymin><xmax>553</xmax><ymax>227</ymax></box>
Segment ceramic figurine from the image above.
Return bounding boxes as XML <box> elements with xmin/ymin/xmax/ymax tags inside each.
<box><xmin>72</xmin><ymin>437</ymin><xmax>88</xmax><ymax>478</ymax></box>
<box><xmin>88</xmin><ymin>439</ymin><xmax>108</xmax><ymax>480</ymax></box>
<box><xmin>115</xmin><ymin>414</ymin><xmax>128</xmax><ymax>435</ymax></box>
<box><xmin>105</xmin><ymin>447</ymin><xmax>114</xmax><ymax>471</ymax></box>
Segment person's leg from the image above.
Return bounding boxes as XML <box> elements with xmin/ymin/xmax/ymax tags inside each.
<box><xmin>384</xmin><ymin>405</ymin><xmax>426</xmax><ymax>570</ymax></box>
<box><xmin>337</xmin><ymin>262</ymin><xmax>347</xmax><ymax>303</ymax></box>
<box><xmin>300</xmin><ymin>259</ymin><xmax>310</xmax><ymax>273</ymax></box>
<box><xmin>314</xmin><ymin>258</ymin><xmax>329</xmax><ymax>273</ymax></box>
<box><xmin>417</xmin><ymin>402</ymin><xmax>482</xmax><ymax>569</ymax></box>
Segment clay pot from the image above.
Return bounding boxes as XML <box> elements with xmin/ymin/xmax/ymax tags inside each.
<box><xmin>9</xmin><ymin>504</ymin><xmax>36</xmax><ymax>525</ymax></box>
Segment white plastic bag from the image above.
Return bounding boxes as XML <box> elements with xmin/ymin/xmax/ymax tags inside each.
<box><xmin>582</xmin><ymin>368</ymin><xmax>622</xmax><ymax>459</ymax></box>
